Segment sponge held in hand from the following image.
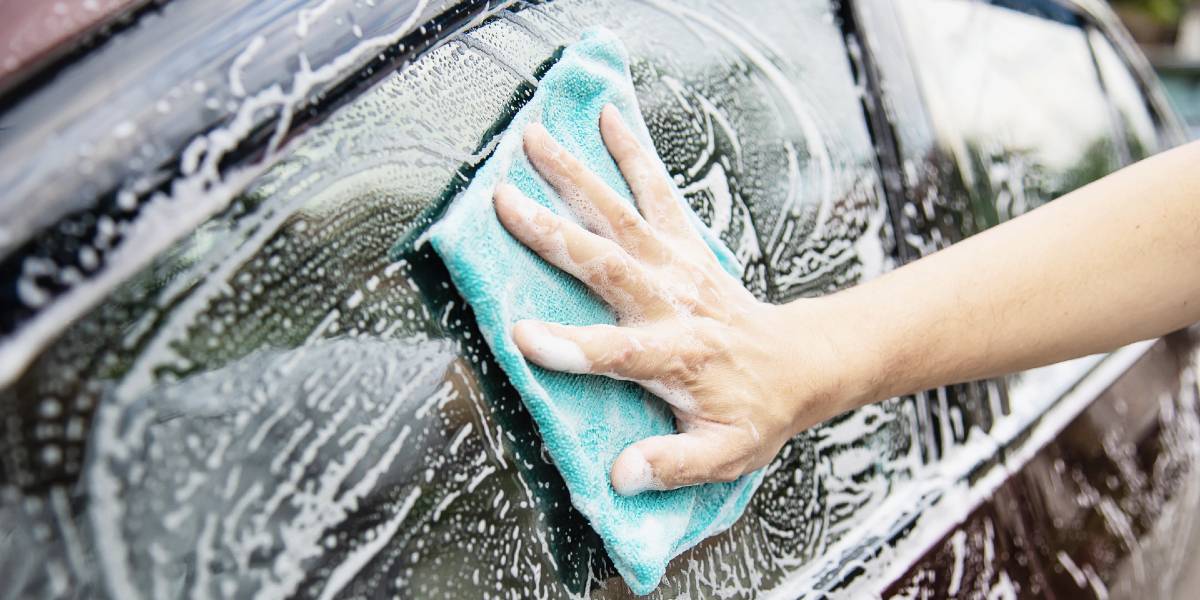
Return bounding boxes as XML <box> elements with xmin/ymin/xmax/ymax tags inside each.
<box><xmin>425</xmin><ymin>28</ymin><xmax>764</xmax><ymax>595</ymax></box>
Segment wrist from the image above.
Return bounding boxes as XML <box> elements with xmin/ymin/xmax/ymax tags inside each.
<box><xmin>766</xmin><ymin>292</ymin><xmax>893</xmax><ymax>435</ymax></box>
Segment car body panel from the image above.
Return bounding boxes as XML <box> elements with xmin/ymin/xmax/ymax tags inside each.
<box><xmin>884</xmin><ymin>331</ymin><xmax>1200</xmax><ymax>599</ymax></box>
<box><xmin>0</xmin><ymin>0</ymin><xmax>1197</xmax><ymax>598</ymax></box>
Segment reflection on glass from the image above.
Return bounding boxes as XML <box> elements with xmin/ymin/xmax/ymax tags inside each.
<box><xmin>1089</xmin><ymin>29</ymin><xmax>1161</xmax><ymax>161</ymax></box>
<box><xmin>896</xmin><ymin>0</ymin><xmax>1121</xmax><ymax>225</ymax></box>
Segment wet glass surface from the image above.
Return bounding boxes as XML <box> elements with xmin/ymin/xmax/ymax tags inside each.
<box><xmin>857</xmin><ymin>0</ymin><xmax>1173</xmax><ymax>465</ymax></box>
<box><xmin>855</xmin><ymin>0</ymin><xmax>981</xmax><ymax>257</ymax></box>
<box><xmin>1089</xmin><ymin>29</ymin><xmax>1162</xmax><ymax>162</ymax></box>
<box><xmin>894</xmin><ymin>0</ymin><xmax>1122</xmax><ymax>226</ymax></box>
<box><xmin>0</xmin><ymin>0</ymin><xmax>917</xmax><ymax>597</ymax></box>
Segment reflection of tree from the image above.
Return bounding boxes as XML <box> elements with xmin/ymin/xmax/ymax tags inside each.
<box><xmin>959</xmin><ymin>136</ymin><xmax>1118</xmax><ymax>227</ymax></box>
<box><xmin>1051</xmin><ymin>137</ymin><xmax>1121</xmax><ymax>199</ymax></box>
<box><xmin>1112</xmin><ymin>0</ymin><xmax>1190</xmax><ymax>27</ymax></box>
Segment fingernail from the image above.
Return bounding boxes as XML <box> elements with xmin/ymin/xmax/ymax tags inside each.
<box><xmin>524</xmin><ymin>122</ymin><xmax>560</xmax><ymax>157</ymax></box>
<box><xmin>601</xmin><ymin>103</ymin><xmax>619</xmax><ymax>121</ymax></box>
<box><xmin>494</xmin><ymin>184</ymin><xmax>537</xmax><ymax>221</ymax></box>
<box><xmin>612</xmin><ymin>447</ymin><xmax>660</xmax><ymax>496</ymax></box>
<box><xmin>524</xmin><ymin>121</ymin><xmax>549</xmax><ymax>140</ymax></box>
<box><xmin>514</xmin><ymin>320</ymin><xmax>590</xmax><ymax>373</ymax></box>
<box><xmin>493</xmin><ymin>181</ymin><xmax>513</xmax><ymax>202</ymax></box>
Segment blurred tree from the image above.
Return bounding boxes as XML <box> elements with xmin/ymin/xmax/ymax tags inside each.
<box><xmin>1111</xmin><ymin>0</ymin><xmax>1191</xmax><ymax>25</ymax></box>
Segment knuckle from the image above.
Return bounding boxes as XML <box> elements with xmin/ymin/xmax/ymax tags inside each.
<box><xmin>663</xmin><ymin>355</ymin><xmax>691</xmax><ymax>381</ymax></box>
<box><xmin>600</xmin><ymin>256</ymin><xmax>635</xmax><ymax>287</ymax></box>
<box><xmin>714</xmin><ymin>453</ymin><xmax>751</xmax><ymax>483</ymax></box>
<box><xmin>674</xmin><ymin>292</ymin><xmax>701</xmax><ymax>314</ymax></box>
<box><xmin>528</xmin><ymin>209</ymin><xmax>554</xmax><ymax>233</ymax></box>
<box><xmin>667</xmin><ymin>457</ymin><xmax>689</xmax><ymax>487</ymax></box>
<box><xmin>613</xmin><ymin>208</ymin><xmax>641</xmax><ymax>235</ymax></box>
<box><xmin>528</xmin><ymin>219</ymin><xmax>563</xmax><ymax>255</ymax></box>
<box><xmin>617</xmin><ymin>145</ymin><xmax>644</xmax><ymax>168</ymax></box>
<box><xmin>666</xmin><ymin>344</ymin><xmax>711</xmax><ymax>383</ymax></box>
<box><xmin>599</xmin><ymin>342</ymin><xmax>638</xmax><ymax>373</ymax></box>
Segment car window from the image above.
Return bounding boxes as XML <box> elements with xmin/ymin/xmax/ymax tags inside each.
<box><xmin>1159</xmin><ymin>66</ymin><xmax>1200</xmax><ymax>138</ymax></box>
<box><xmin>1088</xmin><ymin>29</ymin><xmax>1162</xmax><ymax>161</ymax></box>
<box><xmin>853</xmin><ymin>0</ymin><xmax>980</xmax><ymax>258</ymax></box>
<box><xmin>894</xmin><ymin>0</ymin><xmax>1122</xmax><ymax>226</ymax></box>
<box><xmin>1</xmin><ymin>0</ymin><xmax>919</xmax><ymax>597</ymax></box>
<box><xmin>860</xmin><ymin>0</ymin><xmax>1161</xmax><ymax>469</ymax></box>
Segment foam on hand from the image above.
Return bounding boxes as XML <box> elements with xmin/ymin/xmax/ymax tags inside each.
<box><xmin>610</xmin><ymin>446</ymin><xmax>662</xmax><ymax>496</ymax></box>
<box><xmin>513</xmin><ymin>321</ymin><xmax>592</xmax><ymax>374</ymax></box>
<box><xmin>423</xmin><ymin>28</ymin><xmax>763</xmax><ymax>595</ymax></box>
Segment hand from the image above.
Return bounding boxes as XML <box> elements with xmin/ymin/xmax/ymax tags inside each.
<box><xmin>492</xmin><ymin>105</ymin><xmax>858</xmax><ymax>495</ymax></box>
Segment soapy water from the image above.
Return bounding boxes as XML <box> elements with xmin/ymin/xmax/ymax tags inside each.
<box><xmin>0</xmin><ymin>0</ymin><xmax>909</xmax><ymax>596</ymax></box>
<box><xmin>513</xmin><ymin>319</ymin><xmax>701</xmax><ymax>416</ymax></box>
<box><xmin>515</xmin><ymin>320</ymin><xmax>595</xmax><ymax>374</ymax></box>
<box><xmin>610</xmin><ymin>446</ymin><xmax>662</xmax><ymax>496</ymax></box>
<box><xmin>877</xmin><ymin>348</ymin><xmax>1200</xmax><ymax>599</ymax></box>
<box><xmin>4</xmin><ymin>0</ymin><xmax>1189</xmax><ymax>598</ymax></box>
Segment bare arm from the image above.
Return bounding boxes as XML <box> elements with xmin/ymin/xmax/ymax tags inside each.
<box><xmin>493</xmin><ymin>105</ymin><xmax>1200</xmax><ymax>495</ymax></box>
<box><xmin>820</xmin><ymin>139</ymin><xmax>1200</xmax><ymax>406</ymax></box>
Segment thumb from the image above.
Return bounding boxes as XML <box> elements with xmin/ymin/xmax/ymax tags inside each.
<box><xmin>610</xmin><ymin>428</ymin><xmax>751</xmax><ymax>495</ymax></box>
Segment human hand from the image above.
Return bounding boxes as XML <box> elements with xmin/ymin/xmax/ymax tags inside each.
<box><xmin>492</xmin><ymin>105</ymin><xmax>861</xmax><ymax>495</ymax></box>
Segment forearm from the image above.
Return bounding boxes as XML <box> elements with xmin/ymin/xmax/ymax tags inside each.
<box><xmin>784</xmin><ymin>140</ymin><xmax>1200</xmax><ymax>415</ymax></box>
<box><xmin>501</xmin><ymin>105</ymin><xmax>1198</xmax><ymax>490</ymax></box>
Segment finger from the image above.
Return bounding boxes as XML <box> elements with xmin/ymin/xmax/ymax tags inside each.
<box><xmin>610</xmin><ymin>428</ymin><xmax>751</xmax><ymax>495</ymax></box>
<box><xmin>494</xmin><ymin>184</ymin><xmax>666</xmax><ymax>316</ymax></box>
<box><xmin>522</xmin><ymin>122</ymin><xmax>662</xmax><ymax>258</ymax></box>
<box><xmin>599</xmin><ymin>104</ymin><xmax>691</xmax><ymax>236</ymax></box>
<box><xmin>512</xmin><ymin>320</ymin><xmax>667</xmax><ymax>381</ymax></box>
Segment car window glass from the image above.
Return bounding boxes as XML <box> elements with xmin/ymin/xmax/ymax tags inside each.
<box><xmin>857</xmin><ymin>0</ymin><xmax>1151</xmax><ymax>461</ymax></box>
<box><xmin>855</xmin><ymin>0</ymin><xmax>980</xmax><ymax>257</ymax></box>
<box><xmin>895</xmin><ymin>0</ymin><xmax>1122</xmax><ymax>225</ymax></box>
<box><xmin>1089</xmin><ymin>29</ymin><xmax>1161</xmax><ymax>161</ymax></box>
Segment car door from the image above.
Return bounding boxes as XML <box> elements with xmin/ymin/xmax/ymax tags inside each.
<box><xmin>852</xmin><ymin>0</ymin><xmax>1200</xmax><ymax>597</ymax></box>
<box><xmin>0</xmin><ymin>0</ymin><xmax>916</xmax><ymax>597</ymax></box>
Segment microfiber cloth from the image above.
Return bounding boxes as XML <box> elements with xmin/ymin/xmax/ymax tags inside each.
<box><xmin>426</xmin><ymin>28</ymin><xmax>764</xmax><ymax>594</ymax></box>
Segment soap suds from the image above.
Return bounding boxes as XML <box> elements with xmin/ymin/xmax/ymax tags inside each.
<box><xmin>513</xmin><ymin>320</ymin><xmax>591</xmax><ymax>374</ymax></box>
<box><xmin>638</xmin><ymin>378</ymin><xmax>699</xmax><ymax>414</ymax></box>
<box><xmin>611</xmin><ymin>446</ymin><xmax>662</xmax><ymax>496</ymax></box>
<box><xmin>523</xmin><ymin>123</ymin><xmax>617</xmax><ymax>241</ymax></box>
<box><xmin>515</xmin><ymin>317</ymin><xmax>703</xmax><ymax>415</ymax></box>
<box><xmin>495</xmin><ymin>183</ymin><xmax>569</xmax><ymax>270</ymax></box>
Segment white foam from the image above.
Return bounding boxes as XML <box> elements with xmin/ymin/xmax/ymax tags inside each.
<box><xmin>611</xmin><ymin>446</ymin><xmax>662</xmax><ymax>496</ymax></box>
<box><xmin>0</xmin><ymin>0</ymin><xmax>435</xmax><ymax>390</ymax></box>
<box><xmin>496</xmin><ymin>183</ymin><xmax>575</xmax><ymax>273</ymax></box>
<box><xmin>525</xmin><ymin>123</ymin><xmax>617</xmax><ymax>240</ymax></box>
<box><xmin>638</xmin><ymin>378</ymin><xmax>699</xmax><ymax>414</ymax></box>
<box><xmin>514</xmin><ymin>320</ymin><xmax>591</xmax><ymax>373</ymax></box>
<box><xmin>946</xmin><ymin>529</ymin><xmax>966</xmax><ymax>595</ymax></box>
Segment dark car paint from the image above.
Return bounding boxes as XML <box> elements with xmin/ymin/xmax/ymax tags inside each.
<box><xmin>885</xmin><ymin>331</ymin><xmax>1200</xmax><ymax>599</ymax></box>
<box><xmin>0</xmin><ymin>0</ymin><xmax>1197</xmax><ymax>598</ymax></box>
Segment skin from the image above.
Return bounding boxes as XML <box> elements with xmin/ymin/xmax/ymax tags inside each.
<box><xmin>493</xmin><ymin>104</ymin><xmax>1200</xmax><ymax>496</ymax></box>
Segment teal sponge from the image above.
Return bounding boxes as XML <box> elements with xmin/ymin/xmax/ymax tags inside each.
<box><xmin>426</xmin><ymin>28</ymin><xmax>763</xmax><ymax>594</ymax></box>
